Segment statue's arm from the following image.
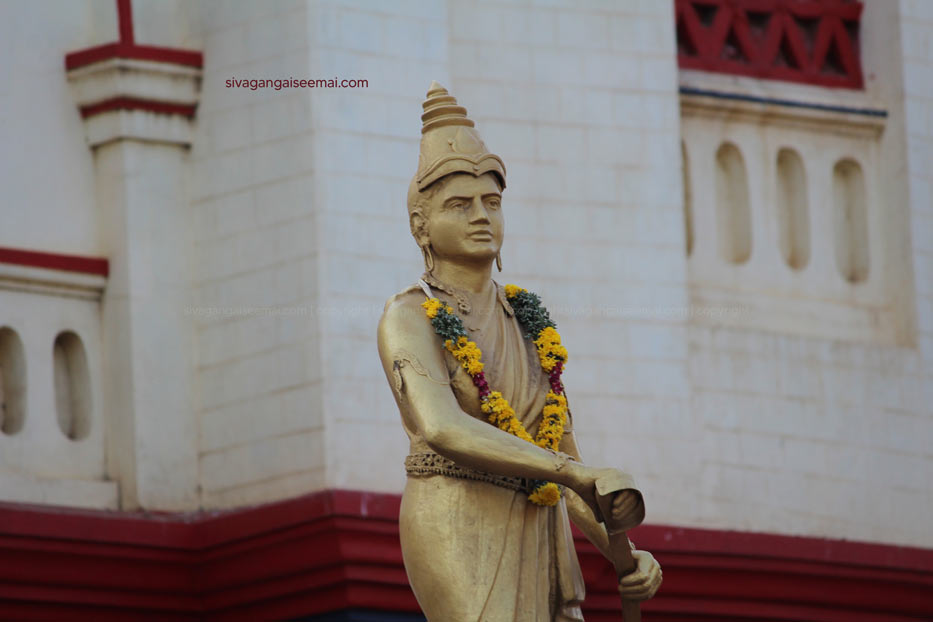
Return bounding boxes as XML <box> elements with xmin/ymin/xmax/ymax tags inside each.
<box><xmin>377</xmin><ymin>297</ymin><xmax>589</xmax><ymax>489</ymax></box>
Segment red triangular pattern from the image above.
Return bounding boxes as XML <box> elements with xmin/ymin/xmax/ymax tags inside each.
<box><xmin>674</xmin><ymin>0</ymin><xmax>864</xmax><ymax>89</ymax></box>
<box><xmin>775</xmin><ymin>31</ymin><xmax>800</xmax><ymax>70</ymax></box>
<box><xmin>677</xmin><ymin>16</ymin><xmax>699</xmax><ymax>57</ymax></box>
<box><xmin>722</xmin><ymin>24</ymin><xmax>748</xmax><ymax>62</ymax></box>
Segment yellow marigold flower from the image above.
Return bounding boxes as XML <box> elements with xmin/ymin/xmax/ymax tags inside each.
<box><xmin>422</xmin><ymin>298</ymin><xmax>444</xmax><ymax>319</ymax></box>
<box><xmin>504</xmin><ymin>284</ymin><xmax>526</xmax><ymax>298</ymax></box>
<box><xmin>454</xmin><ymin>341</ymin><xmax>481</xmax><ymax>362</ymax></box>
<box><xmin>466</xmin><ymin>359</ymin><xmax>484</xmax><ymax>375</ymax></box>
<box><xmin>528</xmin><ymin>482</ymin><xmax>561</xmax><ymax>506</ymax></box>
<box><xmin>509</xmin><ymin>423</ymin><xmax>533</xmax><ymax>443</ymax></box>
<box><xmin>543</xmin><ymin>404</ymin><xmax>563</xmax><ymax>417</ymax></box>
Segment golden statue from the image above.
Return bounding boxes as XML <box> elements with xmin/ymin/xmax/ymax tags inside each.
<box><xmin>377</xmin><ymin>82</ymin><xmax>662</xmax><ymax>621</ymax></box>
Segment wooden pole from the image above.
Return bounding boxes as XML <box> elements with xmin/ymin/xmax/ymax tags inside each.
<box><xmin>595</xmin><ymin>472</ymin><xmax>645</xmax><ymax>622</ymax></box>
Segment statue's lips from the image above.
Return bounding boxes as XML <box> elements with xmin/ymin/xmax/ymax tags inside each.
<box><xmin>467</xmin><ymin>231</ymin><xmax>494</xmax><ymax>240</ymax></box>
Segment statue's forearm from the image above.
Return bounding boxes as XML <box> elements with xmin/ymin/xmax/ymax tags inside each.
<box><xmin>401</xmin><ymin>363</ymin><xmax>585</xmax><ymax>489</ymax></box>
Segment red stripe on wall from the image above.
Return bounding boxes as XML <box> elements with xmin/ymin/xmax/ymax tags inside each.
<box><xmin>65</xmin><ymin>0</ymin><xmax>202</xmax><ymax>71</ymax></box>
<box><xmin>65</xmin><ymin>42</ymin><xmax>203</xmax><ymax>70</ymax></box>
<box><xmin>79</xmin><ymin>96</ymin><xmax>198</xmax><ymax>119</ymax></box>
<box><xmin>1</xmin><ymin>491</ymin><xmax>931</xmax><ymax>621</ymax></box>
<box><xmin>116</xmin><ymin>0</ymin><xmax>134</xmax><ymax>45</ymax></box>
<box><xmin>0</xmin><ymin>246</ymin><xmax>109</xmax><ymax>277</ymax></box>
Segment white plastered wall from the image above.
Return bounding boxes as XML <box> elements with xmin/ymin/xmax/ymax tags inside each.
<box><xmin>188</xmin><ymin>0</ymin><xmax>325</xmax><ymax>508</ymax></box>
<box><xmin>190</xmin><ymin>0</ymin><xmax>933</xmax><ymax>548</ymax></box>
<box><xmin>1</xmin><ymin>1</ymin><xmax>929</xmax><ymax>549</ymax></box>
<box><xmin>677</xmin><ymin>0</ymin><xmax>933</xmax><ymax>547</ymax></box>
<box><xmin>0</xmin><ymin>0</ymin><xmax>117</xmax><ymax>508</ymax></box>
<box><xmin>439</xmin><ymin>0</ymin><xmax>691</xmax><ymax>523</ymax></box>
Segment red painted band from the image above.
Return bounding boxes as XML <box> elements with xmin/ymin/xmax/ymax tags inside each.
<box><xmin>676</xmin><ymin>0</ymin><xmax>864</xmax><ymax>89</ymax></box>
<box><xmin>116</xmin><ymin>0</ymin><xmax>134</xmax><ymax>45</ymax></box>
<box><xmin>78</xmin><ymin>96</ymin><xmax>197</xmax><ymax>119</ymax></box>
<box><xmin>1</xmin><ymin>489</ymin><xmax>931</xmax><ymax>621</ymax></box>
<box><xmin>0</xmin><ymin>246</ymin><xmax>109</xmax><ymax>277</ymax></box>
<box><xmin>65</xmin><ymin>42</ymin><xmax>203</xmax><ymax>71</ymax></box>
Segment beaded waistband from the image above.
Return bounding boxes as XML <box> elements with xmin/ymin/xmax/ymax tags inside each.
<box><xmin>405</xmin><ymin>452</ymin><xmax>531</xmax><ymax>494</ymax></box>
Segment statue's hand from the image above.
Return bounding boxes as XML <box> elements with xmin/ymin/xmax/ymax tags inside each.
<box><xmin>618</xmin><ymin>550</ymin><xmax>662</xmax><ymax>601</ymax></box>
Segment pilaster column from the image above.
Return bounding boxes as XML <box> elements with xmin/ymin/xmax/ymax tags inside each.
<box><xmin>64</xmin><ymin>3</ymin><xmax>203</xmax><ymax>510</ymax></box>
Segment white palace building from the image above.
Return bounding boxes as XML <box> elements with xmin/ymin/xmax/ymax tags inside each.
<box><xmin>0</xmin><ymin>0</ymin><xmax>931</xmax><ymax>619</ymax></box>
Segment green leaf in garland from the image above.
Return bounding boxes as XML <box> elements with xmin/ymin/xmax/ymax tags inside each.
<box><xmin>509</xmin><ymin>289</ymin><xmax>556</xmax><ymax>339</ymax></box>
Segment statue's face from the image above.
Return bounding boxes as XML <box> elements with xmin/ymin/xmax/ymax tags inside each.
<box><xmin>424</xmin><ymin>172</ymin><xmax>503</xmax><ymax>263</ymax></box>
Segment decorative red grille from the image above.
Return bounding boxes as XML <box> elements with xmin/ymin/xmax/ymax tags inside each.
<box><xmin>676</xmin><ymin>0</ymin><xmax>864</xmax><ymax>89</ymax></box>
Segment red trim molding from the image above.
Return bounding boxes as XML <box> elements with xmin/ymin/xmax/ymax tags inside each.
<box><xmin>676</xmin><ymin>0</ymin><xmax>864</xmax><ymax>89</ymax></box>
<box><xmin>117</xmin><ymin>0</ymin><xmax>134</xmax><ymax>46</ymax></box>
<box><xmin>0</xmin><ymin>246</ymin><xmax>109</xmax><ymax>277</ymax></box>
<box><xmin>64</xmin><ymin>0</ymin><xmax>203</xmax><ymax>71</ymax></box>
<box><xmin>1</xmin><ymin>490</ymin><xmax>931</xmax><ymax>621</ymax></box>
<box><xmin>65</xmin><ymin>41</ymin><xmax>203</xmax><ymax>71</ymax></box>
<box><xmin>79</xmin><ymin>97</ymin><xmax>198</xmax><ymax>119</ymax></box>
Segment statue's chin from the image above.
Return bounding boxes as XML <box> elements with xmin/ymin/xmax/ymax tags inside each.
<box><xmin>435</xmin><ymin>248</ymin><xmax>498</xmax><ymax>265</ymax></box>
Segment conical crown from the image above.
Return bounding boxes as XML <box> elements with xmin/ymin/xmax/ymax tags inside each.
<box><xmin>414</xmin><ymin>81</ymin><xmax>506</xmax><ymax>191</ymax></box>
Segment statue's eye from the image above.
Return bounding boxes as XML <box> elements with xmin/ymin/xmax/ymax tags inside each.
<box><xmin>487</xmin><ymin>198</ymin><xmax>501</xmax><ymax>209</ymax></box>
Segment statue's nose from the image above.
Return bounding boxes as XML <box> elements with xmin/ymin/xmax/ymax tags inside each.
<box><xmin>468</xmin><ymin>196</ymin><xmax>490</xmax><ymax>222</ymax></box>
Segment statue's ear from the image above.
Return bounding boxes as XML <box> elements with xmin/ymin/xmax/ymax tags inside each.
<box><xmin>410</xmin><ymin>210</ymin><xmax>430</xmax><ymax>246</ymax></box>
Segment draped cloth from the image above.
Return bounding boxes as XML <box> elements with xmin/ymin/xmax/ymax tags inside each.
<box><xmin>395</xmin><ymin>276</ymin><xmax>587</xmax><ymax>622</ymax></box>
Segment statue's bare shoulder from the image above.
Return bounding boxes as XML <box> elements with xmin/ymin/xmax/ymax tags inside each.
<box><xmin>380</xmin><ymin>284</ymin><xmax>428</xmax><ymax>332</ymax></box>
<box><xmin>377</xmin><ymin>283</ymin><xmax>451</xmax><ymax>403</ymax></box>
<box><xmin>382</xmin><ymin>283</ymin><xmax>424</xmax><ymax>314</ymax></box>
<box><xmin>377</xmin><ymin>284</ymin><xmax>441</xmax><ymax>364</ymax></box>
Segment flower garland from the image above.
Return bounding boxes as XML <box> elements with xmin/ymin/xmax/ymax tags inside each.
<box><xmin>421</xmin><ymin>284</ymin><xmax>569</xmax><ymax>506</ymax></box>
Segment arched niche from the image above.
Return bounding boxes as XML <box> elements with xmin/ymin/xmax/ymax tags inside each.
<box><xmin>714</xmin><ymin>142</ymin><xmax>752</xmax><ymax>264</ymax></box>
<box><xmin>832</xmin><ymin>159</ymin><xmax>870</xmax><ymax>283</ymax></box>
<box><xmin>0</xmin><ymin>327</ymin><xmax>27</xmax><ymax>435</ymax></box>
<box><xmin>776</xmin><ymin>148</ymin><xmax>811</xmax><ymax>270</ymax></box>
<box><xmin>682</xmin><ymin>141</ymin><xmax>695</xmax><ymax>256</ymax></box>
<box><xmin>53</xmin><ymin>331</ymin><xmax>92</xmax><ymax>441</ymax></box>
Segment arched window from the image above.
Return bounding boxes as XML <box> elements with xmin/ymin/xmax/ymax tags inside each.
<box><xmin>714</xmin><ymin>142</ymin><xmax>752</xmax><ymax>264</ymax></box>
<box><xmin>53</xmin><ymin>331</ymin><xmax>92</xmax><ymax>440</ymax></box>
<box><xmin>776</xmin><ymin>148</ymin><xmax>811</xmax><ymax>270</ymax></box>
<box><xmin>0</xmin><ymin>327</ymin><xmax>27</xmax><ymax>435</ymax></box>
<box><xmin>682</xmin><ymin>141</ymin><xmax>694</xmax><ymax>256</ymax></box>
<box><xmin>832</xmin><ymin>159</ymin><xmax>869</xmax><ymax>283</ymax></box>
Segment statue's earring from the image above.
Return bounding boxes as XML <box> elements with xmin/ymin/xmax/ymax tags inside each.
<box><xmin>496</xmin><ymin>251</ymin><xmax>502</xmax><ymax>272</ymax></box>
<box><xmin>422</xmin><ymin>244</ymin><xmax>435</xmax><ymax>272</ymax></box>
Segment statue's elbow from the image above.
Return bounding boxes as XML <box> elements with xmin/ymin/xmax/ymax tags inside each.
<box><xmin>422</xmin><ymin>421</ymin><xmax>455</xmax><ymax>454</ymax></box>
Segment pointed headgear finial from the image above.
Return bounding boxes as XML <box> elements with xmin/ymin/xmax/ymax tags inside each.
<box><xmin>413</xmin><ymin>81</ymin><xmax>506</xmax><ymax>191</ymax></box>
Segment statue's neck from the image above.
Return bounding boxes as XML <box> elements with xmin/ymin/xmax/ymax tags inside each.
<box><xmin>428</xmin><ymin>259</ymin><xmax>494</xmax><ymax>296</ymax></box>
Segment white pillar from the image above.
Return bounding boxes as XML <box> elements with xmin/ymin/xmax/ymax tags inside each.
<box><xmin>68</xmin><ymin>58</ymin><xmax>201</xmax><ymax>510</ymax></box>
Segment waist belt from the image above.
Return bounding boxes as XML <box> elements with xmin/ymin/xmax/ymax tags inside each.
<box><xmin>405</xmin><ymin>452</ymin><xmax>533</xmax><ymax>494</ymax></box>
